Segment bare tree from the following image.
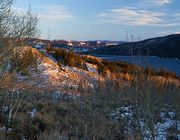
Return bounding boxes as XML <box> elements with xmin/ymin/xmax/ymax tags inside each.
<box><xmin>0</xmin><ymin>0</ymin><xmax>40</xmax><ymax>138</ymax></box>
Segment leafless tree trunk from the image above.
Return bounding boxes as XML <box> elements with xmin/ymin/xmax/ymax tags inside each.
<box><xmin>0</xmin><ymin>0</ymin><xmax>40</xmax><ymax>139</ymax></box>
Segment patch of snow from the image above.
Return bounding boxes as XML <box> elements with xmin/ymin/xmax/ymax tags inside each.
<box><xmin>0</xmin><ymin>127</ymin><xmax>12</xmax><ymax>132</ymax></box>
<box><xmin>109</xmin><ymin>105</ymin><xmax>180</xmax><ymax>139</ymax></box>
<box><xmin>86</xmin><ymin>63</ymin><xmax>98</xmax><ymax>74</ymax></box>
<box><xmin>27</xmin><ymin>108</ymin><xmax>37</xmax><ymax>118</ymax></box>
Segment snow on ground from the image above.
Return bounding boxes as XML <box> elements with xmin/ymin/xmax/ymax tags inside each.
<box><xmin>0</xmin><ymin>127</ymin><xmax>12</xmax><ymax>133</ymax></box>
<box><xmin>86</xmin><ymin>63</ymin><xmax>98</xmax><ymax>74</ymax></box>
<box><xmin>110</xmin><ymin>105</ymin><xmax>180</xmax><ymax>139</ymax></box>
<box><xmin>20</xmin><ymin>47</ymin><xmax>100</xmax><ymax>94</ymax></box>
<box><xmin>64</xmin><ymin>66</ymin><xmax>99</xmax><ymax>86</ymax></box>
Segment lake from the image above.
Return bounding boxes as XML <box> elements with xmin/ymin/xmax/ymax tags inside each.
<box><xmin>94</xmin><ymin>55</ymin><xmax>180</xmax><ymax>76</ymax></box>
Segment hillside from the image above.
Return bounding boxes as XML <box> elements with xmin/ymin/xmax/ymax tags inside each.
<box><xmin>87</xmin><ymin>34</ymin><xmax>180</xmax><ymax>58</ymax></box>
<box><xmin>4</xmin><ymin>45</ymin><xmax>178</xmax><ymax>95</ymax></box>
<box><xmin>1</xmin><ymin>46</ymin><xmax>180</xmax><ymax>140</ymax></box>
<box><xmin>19</xmin><ymin>46</ymin><xmax>102</xmax><ymax>94</ymax></box>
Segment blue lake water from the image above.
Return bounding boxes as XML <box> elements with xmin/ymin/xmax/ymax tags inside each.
<box><xmin>94</xmin><ymin>55</ymin><xmax>180</xmax><ymax>76</ymax></box>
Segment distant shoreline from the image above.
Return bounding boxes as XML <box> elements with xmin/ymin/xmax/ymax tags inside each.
<box><xmin>93</xmin><ymin>55</ymin><xmax>180</xmax><ymax>76</ymax></box>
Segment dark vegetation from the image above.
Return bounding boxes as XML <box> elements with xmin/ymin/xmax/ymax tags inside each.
<box><xmin>87</xmin><ymin>34</ymin><xmax>180</xmax><ymax>58</ymax></box>
<box><xmin>0</xmin><ymin>77</ymin><xmax>179</xmax><ymax>140</ymax></box>
<box><xmin>46</xmin><ymin>47</ymin><xmax>86</xmax><ymax>69</ymax></box>
<box><xmin>46</xmin><ymin>46</ymin><xmax>178</xmax><ymax>79</ymax></box>
<box><xmin>10</xmin><ymin>49</ymin><xmax>38</xmax><ymax>76</ymax></box>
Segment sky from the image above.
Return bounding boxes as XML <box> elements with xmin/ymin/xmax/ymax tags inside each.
<box><xmin>14</xmin><ymin>0</ymin><xmax>180</xmax><ymax>41</ymax></box>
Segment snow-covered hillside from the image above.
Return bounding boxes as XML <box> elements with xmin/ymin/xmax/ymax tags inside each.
<box><xmin>18</xmin><ymin>46</ymin><xmax>101</xmax><ymax>95</ymax></box>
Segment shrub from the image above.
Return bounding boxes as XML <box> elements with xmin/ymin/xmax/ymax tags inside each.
<box><xmin>10</xmin><ymin>49</ymin><xmax>37</xmax><ymax>76</ymax></box>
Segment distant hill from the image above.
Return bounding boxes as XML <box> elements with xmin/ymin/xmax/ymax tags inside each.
<box><xmin>51</xmin><ymin>40</ymin><xmax>125</xmax><ymax>53</ymax></box>
<box><xmin>52</xmin><ymin>40</ymin><xmax>124</xmax><ymax>48</ymax></box>
<box><xmin>87</xmin><ymin>34</ymin><xmax>180</xmax><ymax>58</ymax></box>
<box><xmin>24</xmin><ymin>38</ymin><xmax>125</xmax><ymax>53</ymax></box>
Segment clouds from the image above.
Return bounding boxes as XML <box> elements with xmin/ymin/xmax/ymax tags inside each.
<box><xmin>13</xmin><ymin>0</ymin><xmax>179</xmax><ymax>40</ymax></box>
<box><xmin>39</xmin><ymin>5</ymin><xmax>73</xmax><ymax>24</ymax></box>
<box><xmin>97</xmin><ymin>0</ymin><xmax>179</xmax><ymax>27</ymax></box>
<box><xmin>97</xmin><ymin>7</ymin><xmax>163</xmax><ymax>26</ymax></box>
<box><xmin>142</xmin><ymin>0</ymin><xmax>172</xmax><ymax>6</ymax></box>
<box><xmin>154</xmin><ymin>0</ymin><xmax>172</xmax><ymax>5</ymax></box>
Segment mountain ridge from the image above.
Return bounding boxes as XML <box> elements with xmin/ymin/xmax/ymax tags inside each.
<box><xmin>86</xmin><ymin>34</ymin><xmax>180</xmax><ymax>58</ymax></box>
